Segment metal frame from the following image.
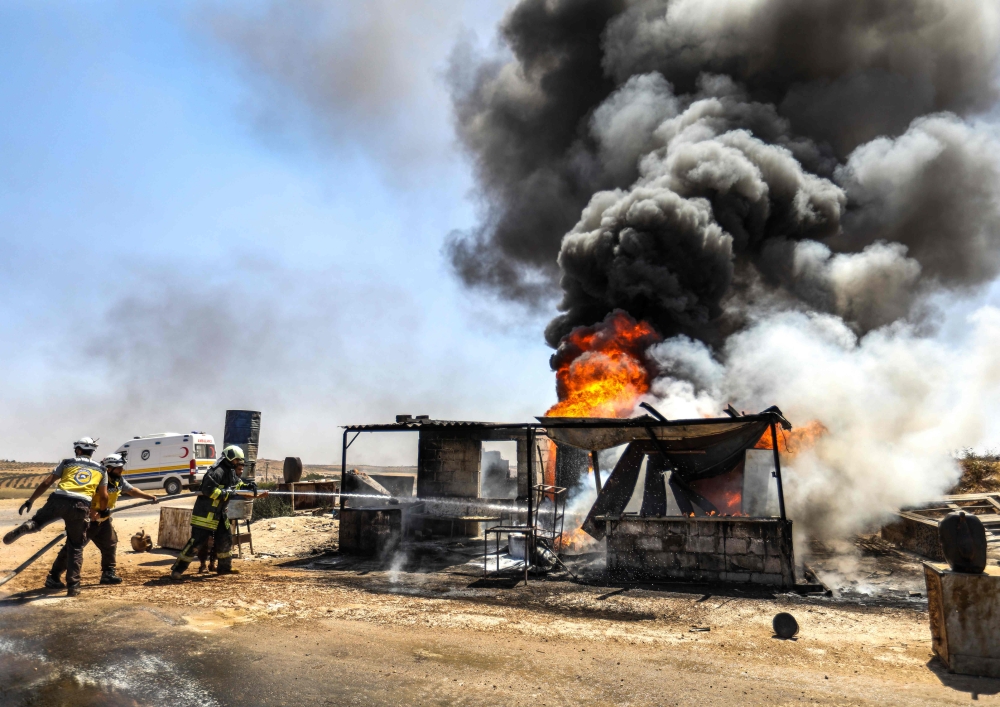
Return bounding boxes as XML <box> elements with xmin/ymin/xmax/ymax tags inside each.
<box><xmin>339</xmin><ymin>413</ymin><xmax>791</xmax><ymax>506</ymax></box>
<box><xmin>532</xmin><ymin>484</ymin><xmax>567</xmax><ymax>549</ymax></box>
<box><xmin>339</xmin><ymin>410</ymin><xmax>793</xmax><ymax>558</ymax></box>
<box><xmin>484</xmin><ymin>525</ymin><xmax>531</xmax><ymax>584</ymax></box>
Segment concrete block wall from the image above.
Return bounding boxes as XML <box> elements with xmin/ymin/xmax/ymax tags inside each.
<box><xmin>881</xmin><ymin>515</ymin><xmax>944</xmax><ymax>560</ymax></box>
<box><xmin>606</xmin><ymin>518</ymin><xmax>795</xmax><ymax>588</ymax></box>
<box><xmin>417</xmin><ymin>431</ymin><xmax>482</xmax><ymax>498</ymax></box>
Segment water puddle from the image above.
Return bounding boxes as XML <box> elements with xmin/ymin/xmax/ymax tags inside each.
<box><xmin>0</xmin><ymin>615</ymin><xmax>221</xmax><ymax>706</ymax></box>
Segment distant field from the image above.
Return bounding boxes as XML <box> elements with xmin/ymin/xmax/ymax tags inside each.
<box><xmin>0</xmin><ymin>461</ymin><xmax>55</xmax><ymax>497</ymax></box>
<box><xmin>0</xmin><ymin>460</ymin><xmax>417</xmax><ymax>493</ymax></box>
<box><xmin>253</xmin><ymin>460</ymin><xmax>416</xmax><ymax>483</ymax></box>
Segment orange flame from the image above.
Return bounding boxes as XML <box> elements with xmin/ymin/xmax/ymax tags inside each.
<box><xmin>689</xmin><ymin>465</ymin><xmax>745</xmax><ymax>516</ymax></box>
<box><xmin>555</xmin><ymin>527</ymin><xmax>596</xmax><ymax>553</ymax></box>
<box><xmin>546</xmin><ymin>311</ymin><xmax>661</xmax><ymax>418</ymax></box>
<box><xmin>754</xmin><ymin>420</ymin><xmax>828</xmax><ymax>455</ymax></box>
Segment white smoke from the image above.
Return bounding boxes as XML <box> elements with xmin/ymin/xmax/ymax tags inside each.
<box><xmin>647</xmin><ymin>305</ymin><xmax>1000</xmax><ymax>540</ymax></box>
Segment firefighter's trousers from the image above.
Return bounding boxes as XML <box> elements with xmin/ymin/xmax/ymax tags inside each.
<box><xmin>171</xmin><ymin>522</ymin><xmax>233</xmax><ymax>574</ymax></box>
<box><xmin>50</xmin><ymin>518</ymin><xmax>118</xmax><ymax>577</ymax></box>
<box><xmin>30</xmin><ymin>495</ymin><xmax>90</xmax><ymax>588</ymax></box>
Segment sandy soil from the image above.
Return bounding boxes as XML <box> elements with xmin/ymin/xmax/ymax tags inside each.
<box><xmin>2</xmin><ymin>496</ymin><xmax>999</xmax><ymax>705</ymax></box>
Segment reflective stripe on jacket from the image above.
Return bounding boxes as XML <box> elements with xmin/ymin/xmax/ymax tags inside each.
<box><xmin>190</xmin><ymin>459</ymin><xmax>247</xmax><ymax>531</ymax></box>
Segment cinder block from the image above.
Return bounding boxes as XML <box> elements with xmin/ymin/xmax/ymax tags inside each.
<box><xmin>749</xmin><ymin>539</ymin><xmax>766</xmax><ymax>556</ymax></box>
<box><xmin>724</xmin><ymin>571</ymin><xmax>751</xmax><ymax>583</ymax></box>
<box><xmin>647</xmin><ymin>551</ymin><xmax>675</xmax><ymax>568</ymax></box>
<box><xmin>748</xmin><ymin>523</ymin><xmax>769</xmax><ymax>539</ymax></box>
<box><xmin>764</xmin><ymin>556</ymin><xmax>783</xmax><ymax>574</ymax></box>
<box><xmin>663</xmin><ymin>535</ymin><xmax>685</xmax><ymax>552</ymax></box>
<box><xmin>699</xmin><ymin>521</ymin><xmax>720</xmax><ymax>537</ymax></box>
<box><xmin>696</xmin><ymin>553</ymin><xmax>727</xmax><ymax>571</ymax></box>
<box><xmin>620</xmin><ymin>521</ymin><xmax>644</xmax><ymax>535</ymax></box>
<box><xmin>730</xmin><ymin>554</ymin><xmax>765</xmax><ymax>572</ymax></box>
<box><xmin>731</xmin><ymin>523</ymin><xmax>750</xmax><ymax>539</ymax></box>
<box><xmin>637</xmin><ymin>536</ymin><xmax>663</xmax><ymax>551</ymax></box>
<box><xmin>682</xmin><ymin>536</ymin><xmax>699</xmax><ymax>552</ymax></box>
<box><xmin>678</xmin><ymin>553</ymin><xmax>700</xmax><ymax>569</ymax></box>
<box><xmin>725</xmin><ymin>538</ymin><xmax>749</xmax><ymax>554</ymax></box>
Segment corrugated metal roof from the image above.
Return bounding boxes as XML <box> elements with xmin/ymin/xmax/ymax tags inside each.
<box><xmin>341</xmin><ymin>408</ymin><xmax>788</xmax><ymax>432</ymax></box>
<box><xmin>342</xmin><ymin>419</ymin><xmax>531</xmax><ymax>432</ymax></box>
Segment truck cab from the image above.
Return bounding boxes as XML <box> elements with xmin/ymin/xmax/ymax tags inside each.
<box><xmin>116</xmin><ymin>432</ymin><xmax>217</xmax><ymax>495</ymax></box>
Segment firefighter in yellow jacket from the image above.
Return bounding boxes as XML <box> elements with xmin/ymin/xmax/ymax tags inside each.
<box><xmin>169</xmin><ymin>445</ymin><xmax>266</xmax><ymax>579</ymax></box>
<box><xmin>3</xmin><ymin>437</ymin><xmax>109</xmax><ymax>597</ymax></box>
<box><xmin>47</xmin><ymin>453</ymin><xmax>158</xmax><ymax>588</ymax></box>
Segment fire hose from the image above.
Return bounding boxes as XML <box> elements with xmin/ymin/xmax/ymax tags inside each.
<box><xmin>0</xmin><ymin>492</ymin><xmax>201</xmax><ymax>588</ymax></box>
<box><xmin>1</xmin><ymin>490</ymin><xmax>557</xmax><ymax>588</ymax></box>
<box><xmin>0</xmin><ymin>486</ymin><xmax>281</xmax><ymax>587</ymax></box>
<box><xmin>0</xmin><ymin>532</ymin><xmax>67</xmax><ymax>588</ymax></box>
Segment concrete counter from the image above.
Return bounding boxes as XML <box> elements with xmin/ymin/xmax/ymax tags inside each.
<box><xmin>925</xmin><ymin>562</ymin><xmax>1000</xmax><ymax>678</ymax></box>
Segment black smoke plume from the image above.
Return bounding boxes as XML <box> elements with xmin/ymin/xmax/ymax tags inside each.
<box><xmin>448</xmin><ymin>0</ymin><xmax>1000</xmax><ymax>347</ymax></box>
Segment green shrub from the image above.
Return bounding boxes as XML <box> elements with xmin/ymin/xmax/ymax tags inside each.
<box><xmin>251</xmin><ymin>486</ymin><xmax>292</xmax><ymax>521</ymax></box>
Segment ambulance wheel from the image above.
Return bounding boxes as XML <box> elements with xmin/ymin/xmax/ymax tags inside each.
<box><xmin>164</xmin><ymin>478</ymin><xmax>182</xmax><ymax>496</ymax></box>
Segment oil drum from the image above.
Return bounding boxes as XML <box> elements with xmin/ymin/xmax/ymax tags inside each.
<box><xmin>939</xmin><ymin>510</ymin><xmax>987</xmax><ymax>574</ymax></box>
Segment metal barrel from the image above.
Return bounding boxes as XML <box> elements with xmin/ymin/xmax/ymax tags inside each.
<box><xmin>282</xmin><ymin>456</ymin><xmax>303</xmax><ymax>484</ymax></box>
<box><xmin>224</xmin><ymin>410</ymin><xmax>261</xmax><ymax>479</ymax></box>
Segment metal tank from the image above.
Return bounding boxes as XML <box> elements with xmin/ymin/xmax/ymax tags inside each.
<box><xmin>224</xmin><ymin>410</ymin><xmax>261</xmax><ymax>480</ymax></box>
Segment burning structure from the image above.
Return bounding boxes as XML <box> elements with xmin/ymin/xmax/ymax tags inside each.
<box><xmin>340</xmin><ymin>406</ymin><xmax>796</xmax><ymax>588</ymax></box>
<box><xmin>564</xmin><ymin>407</ymin><xmax>795</xmax><ymax>587</ymax></box>
<box><xmin>445</xmin><ymin>0</ymin><xmax>1000</xmax><ymax>549</ymax></box>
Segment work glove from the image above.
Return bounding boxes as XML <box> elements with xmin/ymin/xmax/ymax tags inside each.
<box><xmin>18</xmin><ymin>499</ymin><xmax>33</xmax><ymax>515</ymax></box>
<box><xmin>241</xmin><ymin>480</ymin><xmax>258</xmax><ymax>497</ymax></box>
<box><xmin>98</xmin><ymin>509</ymin><xmax>111</xmax><ymax>519</ymax></box>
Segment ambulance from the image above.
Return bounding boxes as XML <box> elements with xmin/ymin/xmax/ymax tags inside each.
<box><xmin>115</xmin><ymin>432</ymin><xmax>217</xmax><ymax>495</ymax></box>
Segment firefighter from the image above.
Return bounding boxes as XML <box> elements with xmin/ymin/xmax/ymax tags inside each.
<box><xmin>46</xmin><ymin>453</ymin><xmax>158</xmax><ymax>588</ymax></box>
<box><xmin>169</xmin><ymin>445</ymin><xmax>266</xmax><ymax>579</ymax></box>
<box><xmin>3</xmin><ymin>437</ymin><xmax>109</xmax><ymax>597</ymax></box>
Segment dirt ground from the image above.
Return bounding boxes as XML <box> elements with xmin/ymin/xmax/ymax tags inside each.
<box><xmin>2</xmin><ymin>496</ymin><xmax>1000</xmax><ymax>706</ymax></box>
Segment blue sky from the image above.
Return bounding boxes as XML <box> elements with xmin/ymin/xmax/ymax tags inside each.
<box><xmin>6</xmin><ymin>1</ymin><xmax>1000</xmax><ymax>467</ymax></box>
<box><xmin>0</xmin><ymin>1</ymin><xmax>558</xmax><ymax>463</ymax></box>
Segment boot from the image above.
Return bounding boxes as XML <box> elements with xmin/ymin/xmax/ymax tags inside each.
<box><xmin>3</xmin><ymin>520</ymin><xmax>37</xmax><ymax>545</ymax></box>
<box><xmin>216</xmin><ymin>567</ymin><xmax>240</xmax><ymax>575</ymax></box>
<box><xmin>169</xmin><ymin>570</ymin><xmax>184</xmax><ymax>581</ymax></box>
<box><xmin>100</xmin><ymin>570</ymin><xmax>123</xmax><ymax>585</ymax></box>
<box><xmin>44</xmin><ymin>574</ymin><xmax>66</xmax><ymax>590</ymax></box>
<box><xmin>197</xmin><ymin>560</ymin><xmax>207</xmax><ymax>573</ymax></box>
<box><xmin>67</xmin><ymin>585</ymin><xmax>82</xmax><ymax>597</ymax></box>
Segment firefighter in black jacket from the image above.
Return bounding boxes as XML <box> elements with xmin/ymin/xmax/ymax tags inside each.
<box><xmin>169</xmin><ymin>445</ymin><xmax>266</xmax><ymax>579</ymax></box>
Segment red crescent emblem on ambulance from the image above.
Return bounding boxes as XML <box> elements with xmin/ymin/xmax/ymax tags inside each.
<box><xmin>180</xmin><ymin>447</ymin><xmax>189</xmax><ymax>458</ymax></box>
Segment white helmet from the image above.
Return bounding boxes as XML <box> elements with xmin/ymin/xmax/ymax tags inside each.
<box><xmin>101</xmin><ymin>453</ymin><xmax>125</xmax><ymax>469</ymax></box>
<box><xmin>74</xmin><ymin>437</ymin><xmax>99</xmax><ymax>453</ymax></box>
<box><xmin>222</xmin><ymin>445</ymin><xmax>245</xmax><ymax>463</ymax></box>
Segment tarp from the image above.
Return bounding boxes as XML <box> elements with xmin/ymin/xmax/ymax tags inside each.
<box><xmin>580</xmin><ymin>418</ymin><xmax>775</xmax><ymax>540</ymax></box>
<box><xmin>544</xmin><ymin>419</ymin><xmax>760</xmax><ymax>451</ymax></box>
